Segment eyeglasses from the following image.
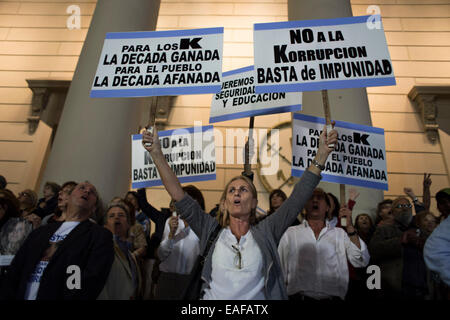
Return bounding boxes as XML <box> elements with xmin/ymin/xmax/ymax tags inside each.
<box><xmin>395</xmin><ymin>204</ymin><xmax>412</xmax><ymax>209</ymax></box>
<box><xmin>231</xmin><ymin>244</ymin><xmax>242</xmax><ymax>269</ymax></box>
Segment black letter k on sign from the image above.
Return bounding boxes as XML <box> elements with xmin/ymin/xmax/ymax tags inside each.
<box><xmin>180</xmin><ymin>37</ymin><xmax>202</xmax><ymax>49</ymax></box>
<box><xmin>353</xmin><ymin>132</ymin><xmax>370</xmax><ymax>145</ymax></box>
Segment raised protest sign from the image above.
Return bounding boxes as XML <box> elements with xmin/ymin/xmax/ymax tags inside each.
<box><xmin>253</xmin><ymin>15</ymin><xmax>395</xmax><ymax>93</ymax></box>
<box><xmin>209</xmin><ymin>66</ymin><xmax>302</xmax><ymax>123</ymax></box>
<box><xmin>91</xmin><ymin>28</ymin><xmax>223</xmax><ymax>98</ymax></box>
<box><xmin>292</xmin><ymin>113</ymin><xmax>388</xmax><ymax>190</ymax></box>
<box><xmin>131</xmin><ymin>126</ymin><xmax>216</xmax><ymax>188</ymax></box>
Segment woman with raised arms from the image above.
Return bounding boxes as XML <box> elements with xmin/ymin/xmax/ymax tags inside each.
<box><xmin>142</xmin><ymin>124</ymin><xmax>337</xmax><ymax>300</ymax></box>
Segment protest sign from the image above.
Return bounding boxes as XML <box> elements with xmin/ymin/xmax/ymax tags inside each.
<box><xmin>209</xmin><ymin>66</ymin><xmax>302</xmax><ymax>123</ymax></box>
<box><xmin>131</xmin><ymin>126</ymin><xmax>216</xmax><ymax>188</ymax></box>
<box><xmin>91</xmin><ymin>28</ymin><xmax>223</xmax><ymax>98</ymax></box>
<box><xmin>292</xmin><ymin>113</ymin><xmax>388</xmax><ymax>190</ymax></box>
<box><xmin>254</xmin><ymin>15</ymin><xmax>395</xmax><ymax>93</ymax></box>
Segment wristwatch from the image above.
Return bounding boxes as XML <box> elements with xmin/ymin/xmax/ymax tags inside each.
<box><xmin>347</xmin><ymin>231</ymin><xmax>357</xmax><ymax>236</ymax></box>
<box><xmin>312</xmin><ymin>159</ymin><xmax>325</xmax><ymax>171</ymax></box>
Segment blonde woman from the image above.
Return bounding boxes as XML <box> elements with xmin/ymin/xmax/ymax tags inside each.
<box><xmin>142</xmin><ymin>125</ymin><xmax>337</xmax><ymax>300</ymax></box>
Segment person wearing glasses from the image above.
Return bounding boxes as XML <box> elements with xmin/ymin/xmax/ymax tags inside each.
<box><xmin>1</xmin><ymin>182</ymin><xmax>114</xmax><ymax>300</ymax></box>
<box><xmin>141</xmin><ymin>124</ymin><xmax>337</xmax><ymax>300</ymax></box>
<box><xmin>17</xmin><ymin>189</ymin><xmax>41</xmax><ymax>229</ymax></box>
<box><xmin>369</xmin><ymin>196</ymin><xmax>415</xmax><ymax>299</ymax></box>
<box><xmin>17</xmin><ymin>190</ymin><xmax>37</xmax><ymax>217</ymax></box>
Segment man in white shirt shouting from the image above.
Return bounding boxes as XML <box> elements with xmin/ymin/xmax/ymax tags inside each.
<box><xmin>1</xmin><ymin>182</ymin><xmax>114</xmax><ymax>300</ymax></box>
<box><xmin>278</xmin><ymin>188</ymin><xmax>370</xmax><ymax>300</ymax></box>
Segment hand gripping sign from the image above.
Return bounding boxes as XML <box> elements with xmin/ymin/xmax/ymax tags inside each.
<box><xmin>292</xmin><ymin>114</ymin><xmax>388</xmax><ymax>191</ymax></box>
<box><xmin>91</xmin><ymin>28</ymin><xmax>223</xmax><ymax>98</ymax></box>
<box><xmin>209</xmin><ymin>66</ymin><xmax>302</xmax><ymax>123</ymax></box>
<box><xmin>131</xmin><ymin>126</ymin><xmax>216</xmax><ymax>188</ymax></box>
<box><xmin>253</xmin><ymin>15</ymin><xmax>395</xmax><ymax>93</ymax></box>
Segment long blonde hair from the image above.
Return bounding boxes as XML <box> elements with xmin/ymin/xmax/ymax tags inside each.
<box><xmin>216</xmin><ymin>176</ymin><xmax>258</xmax><ymax>227</ymax></box>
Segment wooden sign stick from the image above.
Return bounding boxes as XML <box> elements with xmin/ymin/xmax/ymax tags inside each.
<box><xmin>144</xmin><ymin>98</ymin><xmax>158</xmax><ymax>147</ymax></box>
<box><xmin>321</xmin><ymin>90</ymin><xmax>346</xmax><ymax>223</ymax></box>
<box><xmin>243</xmin><ymin>116</ymin><xmax>255</xmax><ymax>177</ymax></box>
<box><xmin>148</xmin><ymin>97</ymin><xmax>157</xmax><ymax>130</ymax></box>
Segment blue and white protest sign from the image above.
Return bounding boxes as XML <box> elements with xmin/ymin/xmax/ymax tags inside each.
<box><xmin>209</xmin><ymin>66</ymin><xmax>302</xmax><ymax>123</ymax></box>
<box><xmin>292</xmin><ymin>113</ymin><xmax>388</xmax><ymax>190</ymax></box>
<box><xmin>131</xmin><ymin>126</ymin><xmax>216</xmax><ymax>188</ymax></box>
<box><xmin>254</xmin><ymin>15</ymin><xmax>395</xmax><ymax>93</ymax></box>
<box><xmin>91</xmin><ymin>28</ymin><xmax>223</xmax><ymax>98</ymax></box>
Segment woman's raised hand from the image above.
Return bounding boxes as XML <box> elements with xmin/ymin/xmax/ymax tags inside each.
<box><xmin>316</xmin><ymin>122</ymin><xmax>338</xmax><ymax>164</ymax></box>
<box><xmin>142</xmin><ymin>127</ymin><xmax>162</xmax><ymax>155</ymax></box>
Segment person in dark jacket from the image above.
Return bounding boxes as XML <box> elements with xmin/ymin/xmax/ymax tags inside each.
<box><xmin>402</xmin><ymin>211</ymin><xmax>440</xmax><ymax>299</ymax></box>
<box><xmin>0</xmin><ymin>182</ymin><xmax>114</xmax><ymax>300</ymax></box>
<box><xmin>33</xmin><ymin>182</ymin><xmax>60</xmax><ymax>219</ymax></box>
<box><xmin>136</xmin><ymin>187</ymin><xmax>171</xmax><ymax>257</ymax></box>
<box><xmin>369</xmin><ymin>196</ymin><xmax>415</xmax><ymax>299</ymax></box>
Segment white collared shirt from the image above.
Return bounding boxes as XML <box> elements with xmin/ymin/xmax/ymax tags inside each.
<box><xmin>157</xmin><ymin>219</ymin><xmax>200</xmax><ymax>274</ymax></box>
<box><xmin>278</xmin><ymin>220</ymin><xmax>370</xmax><ymax>300</ymax></box>
<box><xmin>202</xmin><ymin>227</ymin><xmax>266</xmax><ymax>300</ymax></box>
<box><xmin>328</xmin><ymin>216</ymin><xmax>338</xmax><ymax>228</ymax></box>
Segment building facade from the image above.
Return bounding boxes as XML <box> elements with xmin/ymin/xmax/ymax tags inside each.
<box><xmin>0</xmin><ymin>0</ymin><xmax>449</xmax><ymax>217</ymax></box>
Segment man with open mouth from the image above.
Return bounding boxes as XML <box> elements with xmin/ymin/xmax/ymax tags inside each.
<box><xmin>1</xmin><ymin>182</ymin><xmax>114</xmax><ymax>300</ymax></box>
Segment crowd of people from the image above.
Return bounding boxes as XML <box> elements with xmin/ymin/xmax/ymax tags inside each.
<box><xmin>0</xmin><ymin>127</ymin><xmax>449</xmax><ymax>300</ymax></box>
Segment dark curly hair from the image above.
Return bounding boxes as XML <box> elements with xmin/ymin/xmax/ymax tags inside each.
<box><xmin>267</xmin><ymin>189</ymin><xmax>287</xmax><ymax>215</ymax></box>
<box><xmin>327</xmin><ymin>192</ymin><xmax>340</xmax><ymax>219</ymax></box>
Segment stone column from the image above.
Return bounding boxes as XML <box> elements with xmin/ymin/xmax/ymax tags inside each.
<box><xmin>288</xmin><ymin>0</ymin><xmax>384</xmax><ymax>220</ymax></box>
<box><xmin>40</xmin><ymin>0</ymin><xmax>161</xmax><ymax>208</ymax></box>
